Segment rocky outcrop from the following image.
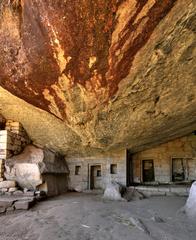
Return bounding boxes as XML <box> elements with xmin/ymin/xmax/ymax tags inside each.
<box><xmin>0</xmin><ymin>0</ymin><xmax>195</xmax><ymax>155</ymax></box>
<box><xmin>4</xmin><ymin>145</ymin><xmax>69</xmax><ymax>193</ymax></box>
<box><xmin>185</xmin><ymin>181</ymin><xmax>196</xmax><ymax>218</ymax></box>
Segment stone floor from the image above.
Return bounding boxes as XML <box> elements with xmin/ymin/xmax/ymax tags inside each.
<box><xmin>0</xmin><ymin>192</ymin><xmax>195</xmax><ymax>240</ymax></box>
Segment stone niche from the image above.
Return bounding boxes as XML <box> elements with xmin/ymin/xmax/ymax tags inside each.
<box><xmin>5</xmin><ymin>145</ymin><xmax>69</xmax><ymax>196</ymax></box>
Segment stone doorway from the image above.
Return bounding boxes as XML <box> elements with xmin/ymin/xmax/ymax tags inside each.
<box><xmin>90</xmin><ymin>165</ymin><xmax>102</xmax><ymax>190</ymax></box>
<box><xmin>142</xmin><ymin>160</ymin><xmax>155</xmax><ymax>182</ymax></box>
<box><xmin>126</xmin><ymin>150</ymin><xmax>134</xmax><ymax>186</ymax></box>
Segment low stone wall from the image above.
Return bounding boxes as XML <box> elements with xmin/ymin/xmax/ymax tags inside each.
<box><xmin>135</xmin><ymin>185</ymin><xmax>190</xmax><ymax>197</ymax></box>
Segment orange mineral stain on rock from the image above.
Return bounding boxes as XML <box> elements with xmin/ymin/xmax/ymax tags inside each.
<box><xmin>0</xmin><ymin>0</ymin><xmax>177</xmax><ymax>119</ymax></box>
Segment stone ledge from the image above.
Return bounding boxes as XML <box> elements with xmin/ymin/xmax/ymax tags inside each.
<box><xmin>135</xmin><ymin>185</ymin><xmax>190</xmax><ymax>197</ymax></box>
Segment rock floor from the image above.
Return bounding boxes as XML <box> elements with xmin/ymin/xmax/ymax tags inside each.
<box><xmin>0</xmin><ymin>192</ymin><xmax>195</xmax><ymax>240</ymax></box>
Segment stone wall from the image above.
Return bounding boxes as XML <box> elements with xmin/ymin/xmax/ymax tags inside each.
<box><xmin>67</xmin><ymin>150</ymin><xmax>126</xmax><ymax>191</ymax></box>
<box><xmin>132</xmin><ymin>134</ymin><xmax>196</xmax><ymax>184</ymax></box>
<box><xmin>39</xmin><ymin>174</ymin><xmax>68</xmax><ymax>197</ymax></box>
<box><xmin>0</xmin><ymin>128</ymin><xmax>30</xmax><ymax>160</ymax></box>
<box><xmin>0</xmin><ymin>120</ymin><xmax>30</xmax><ymax>160</ymax></box>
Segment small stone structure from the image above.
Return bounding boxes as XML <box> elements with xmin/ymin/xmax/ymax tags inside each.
<box><xmin>67</xmin><ymin>150</ymin><xmax>126</xmax><ymax>191</ymax></box>
<box><xmin>132</xmin><ymin>134</ymin><xmax>196</xmax><ymax>184</ymax></box>
<box><xmin>5</xmin><ymin>145</ymin><xmax>69</xmax><ymax>196</ymax></box>
<box><xmin>0</xmin><ymin>117</ymin><xmax>69</xmax><ymax>199</ymax></box>
<box><xmin>67</xmin><ymin>133</ymin><xmax>196</xmax><ymax>192</ymax></box>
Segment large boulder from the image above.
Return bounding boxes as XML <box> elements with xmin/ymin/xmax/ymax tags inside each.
<box><xmin>185</xmin><ymin>181</ymin><xmax>196</xmax><ymax>218</ymax></box>
<box><xmin>4</xmin><ymin>145</ymin><xmax>69</xmax><ymax>191</ymax></box>
<box><xmin>103</xmin><ymin>182</ymin><xmax>124</xmax><ymax>201</ymax></box>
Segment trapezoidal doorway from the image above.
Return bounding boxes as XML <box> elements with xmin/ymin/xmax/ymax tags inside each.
<box><xmin>126</xmin><ymin>150</ymin><xmax>134</xmax><ymax>186</ymax></box>
<box><xmin>142</xmin><ymin>159</ymin><xmax>155</xmax><ymax>182</ymax></box>
<box><xmin>90</xmin><ymin>165</ymin><xmax>102</xmax><ymax>190</ymax></box>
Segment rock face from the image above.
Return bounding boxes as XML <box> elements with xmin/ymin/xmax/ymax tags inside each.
<box><xmin>0</xmin><ymin>0</ymin><xmax>195</xmax><ymax>155</ymax></box>
<box><xmin>185</xmin><ymin>181</ymin><xmax>196</xmax><ymax>218</ymax></box>
<box><xmin>4</xmin><ymin>145</ymin><xmax>69</xmax><ymax>193</ymax></box>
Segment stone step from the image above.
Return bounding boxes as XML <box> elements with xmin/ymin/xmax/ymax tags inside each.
<box><xmin>0</xmin><ymin>199</ymin><xmax>15</xmax><ymax>208</ymax></box>
<box><xmin>0</xmin><ymin>196</ymin><xmax>36</xmax><ymax>212</ymax></box>
<box><xmin>0</xmin><ymin>181</ymin><xmax>16</xmax><ymax>189</ymax></box>
<box><xmin>14</xmin><ymin>199</ymin><xmax>35</xmax><ymax>210</ymax></box>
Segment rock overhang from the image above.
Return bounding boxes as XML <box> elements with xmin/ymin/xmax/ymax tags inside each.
<box><xmin>0</xmin><ymin>0</ymin><xmax>195</xmax><ymax>156</ymax></box>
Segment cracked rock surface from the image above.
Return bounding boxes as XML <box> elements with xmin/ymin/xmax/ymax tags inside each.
<box><xmin>0</xmin><ymin>0</ymin><xmax>195</xmax><ymax>155</ymax></box>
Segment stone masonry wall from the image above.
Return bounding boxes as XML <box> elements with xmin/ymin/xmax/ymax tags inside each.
<box><xmin>0</xmin><ymin>120</ymin><xmax>30</xmax><ymax>160</ymax></box>
<box><xmin>67</xmin><ymin>150</ymin><xmax>126</xmax><ymax>191</ymax></box>
<box><xmin>132</xmin><ymin>134</ymin><xmax>196</xmax><ymax>183</ymax></box>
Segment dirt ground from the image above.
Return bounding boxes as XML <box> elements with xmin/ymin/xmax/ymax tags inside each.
<box><xmin>0</xmin><ymin>192</ymin><xmax>195</xmax><ymax>240</ymax></box>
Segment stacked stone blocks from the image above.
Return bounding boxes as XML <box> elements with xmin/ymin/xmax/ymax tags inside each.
<box><xmin>0</xmin><ymin>120</ymin><xmax>30</xmax><ymax>160</ymax></box>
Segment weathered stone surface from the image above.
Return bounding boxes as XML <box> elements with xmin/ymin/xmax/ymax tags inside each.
<box><xmin>185</xmin><ymin>181</ymin><xmax>196</xmax><ymax>218</ymax></box>
<box><xmin>12</xmin><ymin>190</ymin><xmax>23</xmax><ymax>196</ymax></box>
<box><xmin>0</xmin><ymin>180</ymin><xmax>16</xmax><ymax>189</ymax></box>
<box><xmin>123</xmin><ymin>187</ymin><xmax>144</xmax><ymax>201</ymax></box>
<box><xmin>0</xmin><ymin>206</ymin><xmax>6</xmax><ymax>213</ymax></box>
<box><xmin>0</xmin><ymin>199</ymin><xmax>14</xmax><ymax>208</ymax></box>
<box><xmin>6</xmin><ymin>205</ymin><xmax>15</xmax><ymax>212</ymax></box>
<box><xmin>0</xmin><ymin>0</ymin><xmax>195</xmax><ymax>155</ymax></box>
<box><xmin>103</xmin><ymin>182</ymin><xmax>124</xmax><ymax>201</ymax></box>
<box><xmin>8</xmin><ymin>187</ymin><xmax>18</xmax><ymax>193</ymax></box>
<box><xmin>23</xmin><ymin>191</ymin><xmax>35</xmax><ymax>197</ymax></box>
<box><xmin>14</xmin><ymin>199</ymin><xmax>35</xmax><ymax>210</ymax></box>
<box><xmin>5</xmin><ymin>145</ymin><xmax>69</xmax><ymax>190</ymax></box>
<box><xmin>1</xmin><ymin>188</ymin><xmax>8</xmax><ymax>193</ymax></box>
